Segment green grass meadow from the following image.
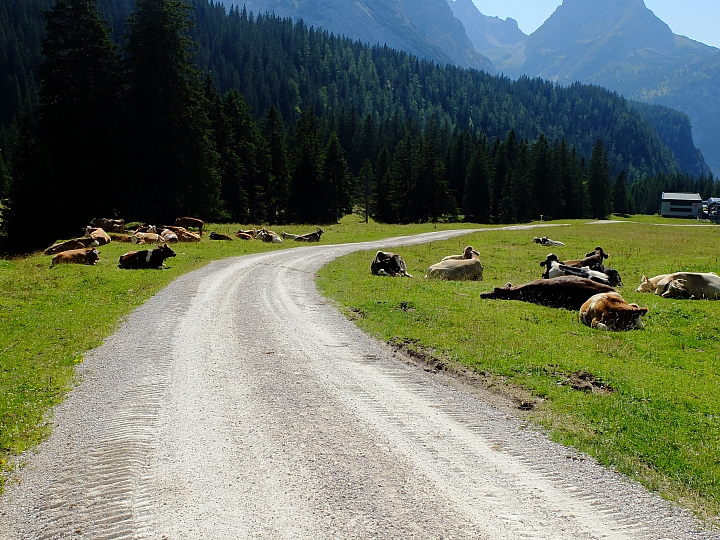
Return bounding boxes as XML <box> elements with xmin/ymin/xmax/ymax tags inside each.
<box><xmin>316</xmin><ymin>218</ymin><xmax>720</xmax><ymax>519</ymax></box>
<box><xmin>2</xmin><ymin>216</ymin><xmax>720</xmax><ymax>521</ymax></box>
<box><xmin>0</xmin><ymin>218</ymin><xmax>470</xmax><ymax>488</ymax></box>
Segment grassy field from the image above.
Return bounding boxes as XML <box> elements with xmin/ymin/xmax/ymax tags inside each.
<box><xmin>316</xmin><ymin>218</ymin><xmax>720</xmax><ymax>520</ymax></box>
<box><xmin>0</xmin><ymin>217</ymin><xmax>474</xmax><ymax>490</ymax></box>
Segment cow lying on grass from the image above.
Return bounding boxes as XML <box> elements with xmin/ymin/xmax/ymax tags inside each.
<box><xmin>45</xmin><ymin>237</ymin><xmax>99</xmax><ymax>255</ymax></box>
<box><xmin>118</xmin><ymin>244</ymin><xmax>176</xmax><ymax>269</ymax></box>
<box><xmin>371</xmin><ymin>251</ymin><xmax>413</xmax><ymax>277</ymax></box>
<box><xmin>295</xmin><ymin>228</ymin><xmax>324</xmax><ymax>242</ymax></box>
<box><xmin>51</xmin><ymin>248</ymin><xmax>100</xmax><ymax>267</ymax></box>
<box><xmin>580</xmin><ymin>292</ymin><xmax>648</xmax><ymax>331</ymax></box>
<box><xmin>209</xmin><ymin>231</ymin><xmax>233</xmax><ymax>241</ymax></box>
<box><xmin>636</xmin><ymin>272</ymin><xmax>720</xmax><ymax>299</ymax></box>
<box><xmin>532</xmin><ymin>236</ymin><xmax>565</xmax><ymax>246</ymax></box>
<box><xmin>540</xmin><ymin>254</ymin><xmax>623</xmax><ymax>287</ymax></box>
<box><xmin>480</xmin><ymin>275</ymin><xmax>615</xmax><ymax>310</ymax></box>
<box><xmin>426</xmin><ymin>246</ymin><xmax>483</xmax><ymax>281</ymax></box>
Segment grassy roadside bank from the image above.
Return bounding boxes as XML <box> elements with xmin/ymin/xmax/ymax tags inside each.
<box><xmin>316</xmin><ymin>218</ymin><xmax>720</xmax><ymax>520</ymax></box>
<box><xmin>0</xmin><ymin>218</ymin><xmax>474</xmax><ymax>490</ymax></box>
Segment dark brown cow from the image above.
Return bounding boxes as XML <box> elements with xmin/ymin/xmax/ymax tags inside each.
<box><xmin>209</xmin><ymin>231</ymin><xmax>233</xmax><ymax>241</ymax></box>
<box><xmin>371</xmin><ymin>251</ymin><xmax>413</xmax><ymax>277</ymax></box>
<box><xmin>89</xmin><ymin>217</ymin><xmax>125</xmax><ymax>233</ymax></box>
<box><xmin>118</xmin><ymin>244</ymin><xmax>176</xmax><ymax>269</ymax></box>
<box><xmin>563</xmin><ymin>247</ymin><xmax>608</xmax><ymax>269</ymax></box>
<box><xmin>175</xmin><ymin>217</ymin><xmax>204</xmax><ymax>236</ymax></box>
<box><xmin>295</xmin><ymin>228</ymin><xmax>324</xmax><ymax>242</ymax></box>
<box><xmin>44</xmin><ymin>237</ymin><xmax>99</xmax><ymax>255</ymax></box>
<box><xmin>51</xmin><ymin>248</ymin><xmax>100</xmax><ymax>267</ymax></box>
<box><xmin>480</xmin><ymin>276</ymin><xmax>615</xmax><ymax>310</ymax></box>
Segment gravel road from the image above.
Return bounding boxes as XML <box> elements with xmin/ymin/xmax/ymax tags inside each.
<box><xmin>0</xmin><ymin>228</ymin><xmax>716</xmax><ymax>539</ymax></box>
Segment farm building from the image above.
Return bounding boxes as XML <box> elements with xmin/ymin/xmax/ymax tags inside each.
<box><xmin>660</xmin><ymin>192</ymin><xmax>702</xmax><ymax>218</ymax></box>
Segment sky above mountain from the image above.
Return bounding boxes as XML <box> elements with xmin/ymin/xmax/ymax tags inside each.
<box><xmin>471</xmin><ymin>0</ymin><xmax>720</xmax><ymax>48</ymax></box>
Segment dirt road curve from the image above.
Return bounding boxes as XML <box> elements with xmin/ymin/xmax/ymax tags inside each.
<box><xmin>0</xmin><ymin>229</ymin><xmax>714</xmax><ymax>539</ymax></box>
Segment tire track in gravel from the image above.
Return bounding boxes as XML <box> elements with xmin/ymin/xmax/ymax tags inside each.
<box><xmin>0</xmin><ymin>226</ymin><xmax>714</xmax><ymax>539</ymax></box>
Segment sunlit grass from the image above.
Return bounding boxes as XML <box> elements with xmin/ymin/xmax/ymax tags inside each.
<box><xmin>317</xmin><ymin>218</ymin><xmax>720</xmax><ymax>520</ymax></box>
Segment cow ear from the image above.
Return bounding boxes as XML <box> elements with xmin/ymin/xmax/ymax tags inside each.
<box><xmin>641</xmin><ymin>275</ymin><xmax>647</xmax><ymax>283</ymax></box>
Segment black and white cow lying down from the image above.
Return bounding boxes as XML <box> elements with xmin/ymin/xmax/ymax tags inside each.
<box><xmin>480</xmin><ymin>275</ymin><xmax>616</xmax><ymax>311</ymax></box>
<box><xmin>118</xmin><ymin>244</ymin><xmax>176</xmax><ymax>269</ymax></box>
<box><xmin>371</xmin><ymin>251</ymin><xmax>413</xmax><ymax>277</ymax></box>
<box><xmin>540</xmin><ymin>254</ymin><xmax>623</xmax><ymax>287</ymax></box>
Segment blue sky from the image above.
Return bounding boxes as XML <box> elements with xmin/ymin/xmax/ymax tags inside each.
<box><xmin>470</xmin><ymin>0</ymin><xmax>720</xmax><ymax>49</ymax></box>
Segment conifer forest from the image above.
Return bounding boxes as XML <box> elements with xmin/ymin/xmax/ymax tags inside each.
<box><xmin>0</xmin><ymin>0</ymin><xmax>717</xmax><ymax>253</ymax></box>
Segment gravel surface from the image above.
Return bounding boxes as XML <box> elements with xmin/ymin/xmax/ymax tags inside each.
<box><xmin>0</xmin><ymin>228</ymin><xmax>716</xmax><ymax>539</ymax></box>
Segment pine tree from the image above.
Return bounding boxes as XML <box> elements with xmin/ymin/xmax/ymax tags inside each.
<box><xmin>262</xmin><ymin>105</ymin><xmax>289</xmax><ymax>224</ymax></box>
<box><xmin>322</xmin><ymin>133</ymin><xmax>351</xmax><ymax>223</ymax></box>
<box><xmin>463</xmin><ymin>141</ymin><xmax>491</xmax><ymax>223</ymax></box>
<box><xmin>354</xmin><ymin>158</ymin><xmax>376</xmax><ymax>224</ymax></box>
<box><xmin>124</xmin><ymin>0</ymin><xmax>221</xmax><ymax>223</ymax></box>
<box><xmin>37</xmin><ymin>0</ymin><xmax>123</xmax><ymax>236</ymax></box>
<box><xmin>289</xmin><ymin>109</ymin><xmax>323</xmax><ymax>223</ymax></box>
<box><xmin>588</xmin><ymin>139</ymin><xmax>611</xmax><ymax>219</ymax></box>
<box><xmin>613</xmin><ymin>170</ymin><xmax>629</xmax><ymax>215</ymax></box>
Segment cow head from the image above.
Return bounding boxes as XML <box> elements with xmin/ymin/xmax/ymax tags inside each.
<box><xmin>463</xmin><ymin>246</ymin><xmax>480</xmax><ymax>259</ymax></box>
<box><xmin>661</xmin><ymin>279</ymin><xmax>694</xmax><ymax>299</ymax></box>
<box><xmin>604</xmin><ymin>268</ymin><xmax>623</xmax><ymax>287</ymax></box>
<box><xmin>586</xmin><ymin>247</ymin><xmax>608</xmax><ymax>259</ymax></box>
<box><xmin>636</xmin><ymin>275</ymin><xmax>656</xmax><ymax>293</ymax></box>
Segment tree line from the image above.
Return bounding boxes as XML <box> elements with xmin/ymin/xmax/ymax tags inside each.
<box><xmin>0</xmin><ymin>0</ymin><xmax>717</xmax><ymax>254</ymax></box>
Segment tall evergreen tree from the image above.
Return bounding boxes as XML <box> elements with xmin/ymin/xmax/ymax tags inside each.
<box><xmin>613</xmin><ymin>170</ymin><xmax>629</xmax><ymax>215</ymax></box>
<box><xmin>37</xmin><ymin>0</ymin><xmax>122</xmax><ymax>235</ymax></box>
<box><xmin>124</xmin><ymin>0</ymin><xmax>221</xmax><ymax>222</ymax></box>
<box><xmin>321</xmin><ymin>132</ymin><xmax>352</xmax><ymax>223</ymax></box>
<box><xmin>354</xmin><ymin>158</ymin><xmax>376</xmax><ymax>224</ymax></box>
<box><xmin>463</xmin><ymin>141</ymin><xmax>491</xmax><ymax>223</ymax></box>
<box><xmin>289</xmin><ymin>109</ymin><xmax>323</xmax><ymax>223</ymax></box>
<box><xmin>588</xmin><ymin>139</ymin><xmax>611</xmax><ymax>219</ymax></box>
<box><xmin>262</xmin><ymin>105</ymin><xmax>289</xmax><ymax>224</ymax></box>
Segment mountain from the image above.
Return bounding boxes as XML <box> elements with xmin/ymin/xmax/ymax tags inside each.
<box><xmin>240</xmin><ymin>0</ymin><xmax>494</xmax><ymax>72</ymax></box>
<box><xmin>495</xmin><ymin>0</ymin><xmax>719</xmax><ymax>175</ymax></box>
<box><xmin>446</xmin><ymin>0</ymin><xmax>526</xmax><ymax>64</ymax></box>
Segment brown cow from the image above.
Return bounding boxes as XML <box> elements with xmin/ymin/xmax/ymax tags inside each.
<box><xmin>162</xmin><ymin>226</ymin><xmax>202</xmax><ymax>242</ymax></box>
<box><xmin>44</xmin><ymin>237</ymin><xmax>99</xmax><ymax>255</ymax></box>
<box><xmin>580</xmin><ymin>292</ymin><xmax>648</xmax><ymax>331</ymax></box>
<box><xmin>563</xmin><ymin>247</ymin><xmax>608</xmax><ymax>269</ymax></box>
<box><xmin>480</xmin><ymin>276</ymin><xmax>615</xmax><ymax>310</ymax></box>
<box><xmin>51</xmin><ymin>248</ymin><xmax>100</xmax><ymax>267</ymax></box>
<box><xmin>118</xmin><ymin>244</ymin><xmax>176</xmax><ymax>269</ymax></box>
<box><xmin>175</xmin><ymin>217</ymin><xmax>204</xmax><ymax>236</ymax></box>
<box><xmin>89</xmin><ymin>217</ymin><xmax>125</xmax><ymax>233</ymax></box>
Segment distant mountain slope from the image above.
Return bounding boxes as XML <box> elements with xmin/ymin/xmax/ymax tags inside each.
<box><xmin>241</xmin><ymin>0</ymin><xmax>494</xmax><ymax>72</ymax></box>
<box><xmin>446</xmin><ymin>0</ymin><xmax>526</xmax><ymax>64</ymax></box>
<box><xmin>496</xmin><ymin>0</ymin><xmax>719</xmax><ymax>174</ymax></box>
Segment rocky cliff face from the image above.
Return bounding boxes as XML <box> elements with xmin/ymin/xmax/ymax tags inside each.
<box><xmin>446</xmin><ymin>0</ymin><xmax>526</xmax><ymax>64</ymax></box>
<box><xmin>494</xmin><ymin>0</ymin><xmax>718</xmax><ymax>174</ymax></box>
<box><xmin>243</xmin><ymin>0</ymin><xmax>494</xmax><ymax>72</ymax></box>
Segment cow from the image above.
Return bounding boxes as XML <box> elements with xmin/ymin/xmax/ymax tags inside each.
<box><xmin>108</xmin><ymin>234</ymin><xmax>133</xmax><ymax>243</ymax></box>
<box><xmin>426</xmin><ymin>247</ymin><xmax>483</xmax><ymax>281</ymax></box>
<box><xmin>256</xmin><ymin>228</ymin><xmax>282</xmax><ymax>243</ymax></box>
<box><xmin>162</xmin><ymin>226</ymin><xmax>201</xmax><ymax>242</ymax></box>
<box><xmin>132</xmin><ymin>232</ymin><xmax>162</xmax><ymax>245</ymax></box>
<box><xmin>539</xmin><ymin>254</ymin><xmax>622</xmax><ymax>287</ymax></box>
<box><xmin>280</xmin><ymin>231</ymin><xmax>300</xmax><ymax>240</ymax></box>
<box><xmin>580</xmin><ymin>292</ymin><xmax>648</xmax><ymax>331</ymax></box>
<box><xmin>371</xmin><ymin>251</ymin><xmax>413</xmax><ymax>277</ymax></box>
<box><xmin>235</xmin><ymin>232</ymin><xmax>254</xmax><ymax>240</ymax></box>
<box><xmin>441</xmin><ymin>246</ymin><xmax>480</xmax><ymax>261</ymax></box>
<box><xmin>89</xmin><ymin>217</ymin><xmax>124</xmax><ymax>234</ymax></box>
<box><xmin>118</xmin><ymin>244</ymin><xmax>176</xmax><ymax>269</ymax></box>
<box><xmin>84</xmin><ymin>227</ymin><xmax>112</xmax><ymax>246</ymax></box>
<box><xmin>532</xmin><ymin>236</ymin><xmax>565</xmax><ymax>247</ymax></box>
<box><xmin>159</xmin><ymin>229</ymin><xmax>179</xmax><ymax>243</ymax></box>
<box><xmin>652</xmin><ymin>272</ymin><xmax>720</xmax><ymax>299</ymax></box>
<box><xmin>636</xmin><ymin>274</ymin><xmax>674</xmax><ymax>293</ymax></box>
<box><xmin>209</xmin><ymin>231</ymin><xmax>233</xmax><ymax>241</ymax></box>
<box><xmin>175</xmin><ymin>217</ymin><xmax>204</xmax><ymax>236</ymax></box>
<box><xmin>295</xmin><ymin>228</ymin><xmax>324</xmax><ymax>242</ymax></box>
<box><xmin>44</xmin><ymin>238</ymin><xmax>99</xmax><ymax>255</ymax></box>
<box><xmin>563</xmin><ymin>247</ymin><xmax>609</xmax><ymax>269</ymax></box>
<box><xmin>51</xmin><ymin>248</ymin><xmax>100</xmax><ymax>267</ymax></box>
<box><xmin>480</xmin><ymin>275</ymin><xmax>616</xmax><ymax>311</ymax></box>
<box><xmin>236</xmin><ymin>228</ymin><xmax>261</xmax><ymax>238</ymax></box>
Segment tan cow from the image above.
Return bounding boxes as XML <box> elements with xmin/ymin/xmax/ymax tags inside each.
<box><xmin>426</xmin><ymin>247</ymin><xmax>483</xmax><ymax>281</ymax></box>
<box><xmin>637</xmin><ymin>272</ymin><xmax>720</xmax><ymax>299</ymax></box>
<box><xmin>580</xmin><ymin>292</ymin><xmax>648</xmax><ymax>331</ymax></box>
<box><xmin>162</xmin><ymin>226</ymin><xmax>202</xmax><ymax>242</ymax></box>
<box><xmin>85</xmin><ymin>227</ymin><xmax>112</xmax><ymax>246</ymax></box>
<box><xmin>132</xmin><ymin>232</ymin><xmax>162</xmax><ymax>245</ymax></box>
<box><xmin>45</xmin><ymin>237</ymin><xmax>99</xmax><ymax>255</ymax></box>
<box><xmin>51</xmin><ymin>248</ymin><xmax>100</xmax><ymax>267</ymax></box>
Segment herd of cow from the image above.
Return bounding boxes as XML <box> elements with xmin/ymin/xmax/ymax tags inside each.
<box><xmin>371</xmin><ymin>236</ymin><xmax>720</xmax><ymax>332</ymax></box>
<box><xmin>44</xmin><ymin>216</ymin><xmax>325</xmax><ymax>269</ymax></box>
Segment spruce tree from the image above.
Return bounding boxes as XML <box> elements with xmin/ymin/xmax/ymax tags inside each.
<box><xmin>38</xmin><ymin>0</ymin><xmax>122</xmax><ymax>235</ymax></box>
<box><xmin>289</xmin><ymin>109</ymin><xmax>323</xmax><ymax>223</ymax></box>
<box><xmin>261</xmin><ymin>105</ymin><xmax>288</xmax><ymax>224</ymax></box>
<box><xmin>613</xmin><ymin>171</ymin><xmax>629</xmax><ymax>215</ymax></box>
<box><xmin>463</xmin><ymin>142</ymin><xmax>491</xmax><ymax>223</ymax></box>
<box><xmin>588</xmin><ymin>139</ymin><xmax>611</xmax><ymax>219</ymax></box>
<box><xmin>354</xmin><ymin>158</ymin><xmax>376</xmax><ymax>224</ymax></box>
<box><xmin>321</xmin><ymin>133</ymin><xmax>351</xmax><ymax>223</ymax></box>
<box><xmin>124</xmin><ymin>0</ymin><xmax>221</xmax><ymax>223</ymax></box>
